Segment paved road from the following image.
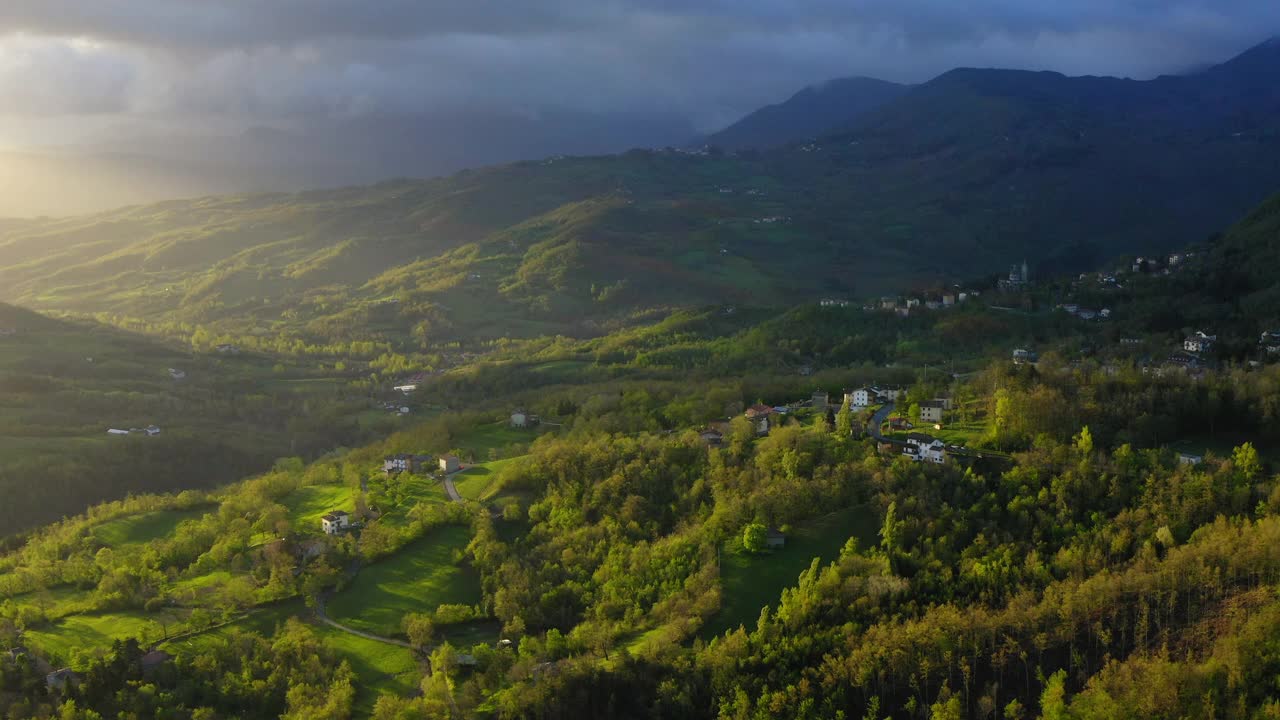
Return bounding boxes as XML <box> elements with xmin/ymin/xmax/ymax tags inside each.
<box><xmin>443</xmin><ymin>473</ymin><xmax>462</xmax><ymax>502</ymax></box>
<box><xmin>867</xmin><ymin>402</ymin><xmax>895</xmax><ymax>441</ymax></box>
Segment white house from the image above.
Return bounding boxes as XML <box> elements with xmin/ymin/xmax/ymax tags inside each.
<box><xmin>849</xmin><ymin>388</ymin><xmax>875</xmax><ymax>408</ymax></box>
<box><xmin>321</xmin><ymin>510</ymin><xmax>350</xmax><ymax>535</ymax></box>
<box><xmin>439</xmin><ymin>454</ymin><xmax>462</xmax><ymax>473</ymax></box>
<box><xmin>920</xmin><ymin>400</ymin><xmax>945</xmax><ymax>424</ymax></box>
<box><xmin>393</xmin><ymin>384</ymin><xmax>418</xmax><ymax>394</ymax></box>
<box><xmin>904</xmin><ymin>433</ymin><xmax>946</xmax><ymax>464</ymax></box>
<box><xmin>1184</xmin><ymin>331</ymin><xmax>1217</xmax><ymax>354</ymax></box>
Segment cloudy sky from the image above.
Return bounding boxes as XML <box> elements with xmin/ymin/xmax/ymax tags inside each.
<box><xmin>0</xmin><ymin>0</ymin><xmax>1276</xmax><ymax>146</ymax></box>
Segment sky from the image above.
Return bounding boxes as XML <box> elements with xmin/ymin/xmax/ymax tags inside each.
<box><xmin>0</xmin><ymin>0</ymin><xmax>1276</xmax><ymax>145</ymax></box>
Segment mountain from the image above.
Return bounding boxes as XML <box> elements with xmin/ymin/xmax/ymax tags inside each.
<box><xmin>2</xmin><ymin>39</ymin><xmax>1280</xmax><ymax>346</ymax></box>
<box><xmin>0</xmin><ymin>108</ymin><xmax>696</xmax><ymax>217</ymax></box>
<box><xmin>704</xmin><ymin>76</ymin><xmax>909</xmax><ymax>150</ymax></box>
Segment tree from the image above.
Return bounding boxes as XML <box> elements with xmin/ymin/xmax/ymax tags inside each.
<box><xmin>743</xmin><ymin>523</ymin><xmax>768</xmax><ymax>554</ymax></box>
<box><xmin>1038</xmin><ymin>670</ymin><xmax>1069</xmax><ymax>720</ymax></box>
<box><xmin>879</xmin><ymin>501</ymin><xmax>902</xmax><ymax>557</ymax></box>
<box><xmin>1233</xmin><ymin>442</ymin><xmax>1260</xmax><ymax>483</ymax></box>
<box><xmin>836</xmin><ymin>400</ymin><xmax>854</xmax><ymax>438</ymax></box>
<box><xmin>403</xmin><ymin>613</ymin><xmax>436</xmax><ymax>651</ymax></box>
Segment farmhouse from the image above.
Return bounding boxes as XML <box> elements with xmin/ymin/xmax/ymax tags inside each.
<box><xmin>320</xmin><ymin>510</ymin><xmax>350</xmax><ymax>535</ymax></box>
<box><xmin>919</xmin><ymin>400</ymin><xmax>945</xmax><ymax>424</ymax></box>
<box><xmin>904</xmin><ymin>433</ymin><xmax>947</xmax><ymax>464</ymax></box>
<box><xmin>383</xmin><ymin>453</ymin><xmax>428</xmax><ymax>474</ymax></box>
<box><xmin>439</xmin><ymin>454</ymin><xmax>462</xmax><ymax>473</ymax></box>
<box><xmin>766</xmin><ymin>529</ymin><xmax>787</xmax><ymax>548</ymax></box>
<box><xmin>1184</xmin><ymin>331</ymin><xmax>1217</xmax><ymax>354</ymax></box>
<box><xmin>745</xmin><ymin>404</ymin><xmax>774</xmax><ymax>435</ymax></box>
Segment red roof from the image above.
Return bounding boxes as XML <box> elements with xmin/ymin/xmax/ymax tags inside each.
<box><xmin>746</xmin><ymin>404</ymin><xmax>774</xmax><ymax>417</ymax></box>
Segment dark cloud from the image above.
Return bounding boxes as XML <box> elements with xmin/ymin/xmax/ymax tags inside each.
<box><xmin>0</xmin><ymin>1</ymin><xmax>1275</xmax><ymax>136</ymax></box>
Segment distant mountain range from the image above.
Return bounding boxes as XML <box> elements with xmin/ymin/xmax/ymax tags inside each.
<box><xmin>2</xmin><ymin>38</ymin><xmax>1280</xmax><ymax>342</ymax></box>
<box><xmin>703</xmin><ymin>76</ymin><xmax>910</xmax><ymax>150</ymax></box>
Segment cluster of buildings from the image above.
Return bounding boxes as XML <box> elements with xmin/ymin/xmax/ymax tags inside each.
<box><xmin>1056</xmin><ymin>304</ymin><xmax>1111</xmax><ymax>321</ymax></box>
<box><xmin>106</xmin><ymin>425</ymin><xmax>162</xmax><ymax>437</ymax></box>
<box><xmin>868</xmin><ymin>292</ymin><xmax>971</xmax><ymax>317</ymax></box>
<box><xmin>382</xmin><ymin>453</ymin><xmax>462</xmax><ymax>475</ymax></box>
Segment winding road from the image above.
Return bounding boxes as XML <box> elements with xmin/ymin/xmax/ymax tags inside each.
<box><xmin>867</xmin><ymin>402</ymin><xmax>896</xmax><ymax>441</ymax></box>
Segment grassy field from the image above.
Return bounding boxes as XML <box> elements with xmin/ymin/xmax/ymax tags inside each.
<box><xmin>702</xmin><ymin>505</ymin><xmax>880</xmax><ymax>639</ymax></box>
<box><xmin>326</xmin><ymin>525</ymin><xmax>481</xmax><ymax>637</ymax></box>
<box><xmin>456</xmin><ymin>421</ymin><xmax>548</xmax><ymax>458</ymax></box>
<box><xmin>90</xmin><ymin>507</ymin><xmax>212</xmax><ymax>548</ymax></box>
<box><xmin>312</xmin><ymin>623</ymin><xmax>423</xmax><ymax>714</ymax></box>
<box><xmin>453</xmin><ymin>456</ymin><xmax>523</xmax><ymax>501</ymax></box>
<box><xmin>283</xmin><ymin>483</ymin><xmax>355</xmax><ymax>528</ymax></box>
<box><xmin>26</xmin><ymin>609</ymin><xmax>190</xmax><ymax>664</ymax></box>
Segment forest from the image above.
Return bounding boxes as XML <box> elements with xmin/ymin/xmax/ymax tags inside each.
<box><xmin>3</xmin><ymin>195</ymin><xmax>1280</xmax><ymax>718</ymax></box>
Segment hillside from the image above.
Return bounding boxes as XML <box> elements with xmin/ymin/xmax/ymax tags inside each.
<box><xmin>2</xmin><ymin>41</ymin><xmax>1280</xmax><ymax>351</ymax></box>
<box><xmin>0</xmin><ymin>304</ymin><xmax>387</xmax><ymax>535</ymax></box>
<box><xmin>704</xmin><ymin>76</ymin><xmax>909</xmax><ymax>150</ymax></box>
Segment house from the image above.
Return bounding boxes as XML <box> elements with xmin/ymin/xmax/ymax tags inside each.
<box><xmin>1184</xmin><ymin>331</ymin><xmax>1217</xmax><ymax>354</ymax></box>
<box><xmin>919</xmin><ymin>400</ymin><xmax>945</xmax><ymax>424</ymax></box>
<box><xmin>1178</xmin><ymin>452</ymin><xmax>1204</xmax><ymax>466</ymax></box>
<box><xmin>1012</xmin><ymin>348</ymin><xmax>1038</xmax><ymax>364</ymax></box>
<box><xmin>167</xmin><ymin>368</ymin><xmax>186</xmax><ymax>381</ymax></box>
<box><xmin>383</xmin><ymin>453</ymin><xmax>423</xmax><ymax>474</ymax></box>
<box><xmin>699</xmin><ymin>428</ymin><xmax>724</xmax><ymax>447</ymax></box>
<box><xmin>876</xmin><ymin>386</ymin><xmax>905</xmax><ymax>402</ymax></box>
<box><xmin>145</xmin><ymin>425</ymin><xmax>161</xmax><ymax>436</ymax></box>
<box><xmin>107</xmin><ymin>428</ymin><xmax>130</xmax><ymax>436</ymax></box>
<box><xmin>392</xmin><ymin>384</ymin><xmax>418</xmax><ymax>394</ymax></box>
<box><xmin>904</xmin><ymin>433</ymin><xmax>947</xmax><ymax>464</ymax></box>
<box><xmin>511</xmin><ymin>410</ymin><xmax>540</xmax><ymax>428</ymax></box>
<box><xmin>320</xmin><ymin>510</ymin><xmax>350</xmax><ymax>535</ymax></box>
<box><xmin>942</xmin><ymin>294</ymin><xmax>957</xmax><ymax>306</ymax></box>
<box><xmin>1167</xmin><ymin>350</ymin><xmax>1203</xmax><ymax>369</ymax></box>
<box><xmin>745</xmin><ymin>404</ymin><xmax>774</xmax><ymax>435</ymax></box>
<box><xmin>934</xmin><ymin>395</ymin><xmax>955</xmax><ymax>411</ymax></box>
<box><xmin>811</xmin><ymin>391</ymin><xmax>829</xmax><ymax>412</ymax></box>
<box><xmin>887</xmin><ymin>416</ymin><xmax>912</xmax><ymax>431</ymax></box>
<box><xmin>848</xmin><ymin>388</ymin><xmax>875</xmax><ymax>408</ymax></box>
<box><xmin>1260</xmin><ymin>330</ymin><xmax>1280</xmax><ymax>354</ymax></box>
<box><xmin>46</xmin><ymin>668</ymin><xmax>80</xmax><ymax>692</ymax></box>
<box><xmin>766</xmin><ymin>529</ymin><xmax>787</xmax><ymax>548</ymax></box>
<box><xmin>439</xmin><ymin>454</ymin><xmax>462</xmax><ymax>473</ymax></box>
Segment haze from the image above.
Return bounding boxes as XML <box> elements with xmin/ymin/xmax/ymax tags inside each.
<box><xmin>0</xmin><ymin>0</ymin><xmax>1277</xmax><ymax>216</ymax></box>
